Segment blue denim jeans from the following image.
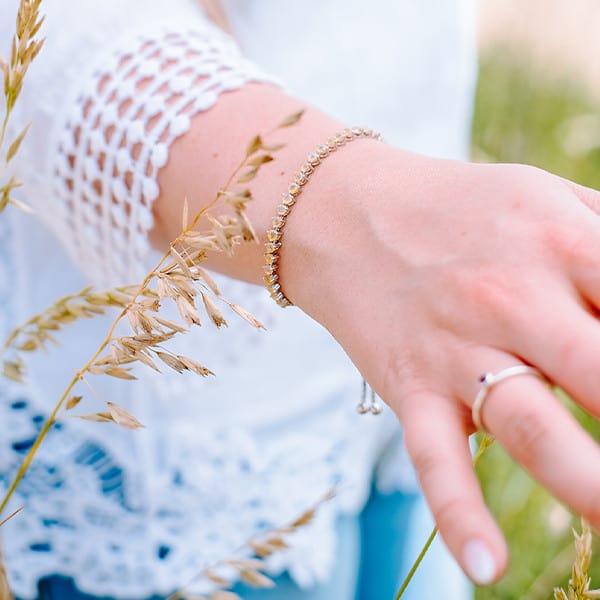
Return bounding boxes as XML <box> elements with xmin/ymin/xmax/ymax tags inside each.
<box><xmin>28</xmin><ymin>487</ymin><xmax>469</xmax><ymax>600</ymax></box>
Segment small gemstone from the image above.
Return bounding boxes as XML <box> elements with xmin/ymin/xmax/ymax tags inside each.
<box><xmin>264</xmin><ymin>273</ymin><xmax>278</xmax><ymax>285</ymax></box>
<box><xmin>343</xmin><ymin>128</ymin><xmax>353</xmax><ymax>140</ymax></box>
<box><xmin>317</xmin><ymin>144</ymin><xmax>330</xmax><ymax>157</ymax></box>
<box><xmin>288</xmin><ymin>183</ymin><xmax>301</xmax><ymax>196</ymax></box>
<box><xmin>308</xmin><ymin>152</ymin><xmax>320</xmax><ymax>165</ymax></box>
<box><xmin>265</xmin><ymin>252</ymin><xmax>278</xmax><ymax>265</ymax></box>
<box><xmin>265</xmin><ymin>241</ymin><xmax>281</xmax><ymax>252</ymax></box>
<box><xmin>267</xmin><ymin>229</ymin><xmax>281</xmax><ymax>242</ymax></box>
<box><xmin>295</xmin><ymin>173</ymin><xmax>308</xmax><ymax>185</ymax></box>
<box><xmin>363</xmin><ymin>128</ymin><xmax>373</xmax><ymax>137</ymax></box>
<box><xmin>300</xmin><ymin>163</ymin><xmax>313</xmax><ymax>174</ymax></box>
<box><xmin>263</xmin><ymin>264</ymin><xmax>275</xmax><ymax>275</ymax></box>
<box><xmin>352</xmin><ymin>127</ymin><xmax>363</xmax><ymax>136</ymax></box>
<box><xmin>277</xmin><ymin>204</ymin><xmax>290</xmax><ymax>216</ymax></box>
<box><xmin>272</xmin><ymin>216</ymin><xmax>284</xmax><ymax>228</ymax></box>
<box><xmin>334</xmin><ymin>133</ymin><xmax>346</xmax><ymax>145</ymax></box>
<box><xmin>272</xmin><ymin>283</ymin><xmax>281</xmax><ymax>293</ymax></box>
<box><xmin>327</xmin><ymin>138</ymin><xmax>337</xmax><ymax>150</ymax></box>
<box><xmin>282</xmin><ymin>193</ymin><xmax>295</xmax><ymax>206</ymax></box>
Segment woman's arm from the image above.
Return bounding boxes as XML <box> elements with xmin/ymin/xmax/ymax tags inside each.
<box><xmin>7</xmin><ymin>0</ymin><xmax>600</xmax><ymax>583</ymax></box>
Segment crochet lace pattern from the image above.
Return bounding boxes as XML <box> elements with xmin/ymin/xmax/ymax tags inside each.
<box><xmin>47</xmin><ymin>25</ymin><xmax>278</xmax><ymax>288</ymax></box>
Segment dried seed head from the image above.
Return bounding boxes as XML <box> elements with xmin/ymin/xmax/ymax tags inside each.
<box><xmin>238</xmin><ymin>569</ymin><xmax>275</xmax><ymax>589</ymax></box>
<box><xmin>201</xmin><ymin>293</ymin><xmax>227</xmax><ymax>328</ymax></box>
<box><xmin>278</xmin><ymin>109</ymin><xmax>305</xmax><ymax>128</ymax></box>
<box><xmin>203</xmin><ymin>569</ymin><xmax>231</xmax><ymax>588</ymax></box>
<box><xmin>175</xmin><ymin>296</ymin><xmax>201</xmax><ymax>326</ymax></box>
<box><xmin>155</xmin><ymin>351</ymin><xmax>187</xmax><ymax>374</ymax></box>
<box><xmin>210</xmin><ymin>592</ymin><xmax>242</xmax><ymax>600</ymax></box>
<box><xmin>197</xmin><ymin>267</ymin><xmax>220</xmax><ymax>296</ymax></box>
<box><xmin>154</xmin><ymin>315</ymin><xmax>188</xmax><ymax>334</ymax></box>
<box><xmin>106</xmin><ymin>402</ymin><xmax>144</xmax><ymax>430</ymax></box>
<box><xmin>554</xmin><ymin>519</ymin><xmax>600</xmax><ymax>600</ymax></box>
<box><xmin>101</xmin><ymin>366</ymin><xmax>137</xmax><ymax>380</ymax></box>
<box><xmin>65</xmin><ymin>395</ymin><xmax>83</xmax><ymax>410</ymax></box>
<box><xmin>2</xmin><ymin>359</ymin><xmax>25</xmax><ymax>382</ymax></box>
<box><xmin>245</xmin><ymin>135</ymin><xmax>263</xmax><ymax>157</ymax></box>
<box><xmin>177</xmin><ymin>355</ymin><xmax>214</xmax><ymax>377</ymax></box>
<box><xmin>227</xmin><ymin>303</ymin><xmax>265</xmax><ymax>330</ymax></box>
<box><xmin>170</xmin><ymin>246</ymin><xmax>193</xmax><ymax>279</ymax></box>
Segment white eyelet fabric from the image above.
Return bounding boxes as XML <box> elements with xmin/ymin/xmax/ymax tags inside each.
<box><xmin>0</xmin><ymin>0</ymin><xmax>476</xmax><ymax>597</ymax></box>
<box><xmin>50</xmin><ymin>27</ymin><xmax>282</xmax><ymax>288</ymax></box>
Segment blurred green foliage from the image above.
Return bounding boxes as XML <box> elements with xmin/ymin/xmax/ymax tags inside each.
<box><xmin>472</xmin><ymin>52</ymin><xmax>600</xmax><ymax>599</ymax></box>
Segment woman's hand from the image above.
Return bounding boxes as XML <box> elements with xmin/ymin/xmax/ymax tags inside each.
<box><xmin>283</xmin><ymin>146</ymin><xmax>600</xmax><ymax>584</ymax></box>
<box><xmin>156</xmin><ymin>85</ymin><xmax>600</xmax><ymax>584</ymax></box>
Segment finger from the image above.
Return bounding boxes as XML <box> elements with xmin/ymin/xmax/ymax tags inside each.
<box><xmin>457</xmin><ymin>349</ymin><xmax>600</xmax><ymax>536</ymax></box>
<box><xmin>403</xmin><ymin>392</ymin><xmax>508</xmax><ymax>585</ymax></box>
<box><xmin>533</xmin><ymin>193</ymin><xmax>600</xmax><ymax>308</ymax></box>
<box><xmin>559</xmin><ymin>176</ymin><xmax>600</xmax><ymax>216</ymax></box>
<box><xmin>513</xmin><ymin>296</ymin><xmax>600</xmax><ymax>421</ymax></box>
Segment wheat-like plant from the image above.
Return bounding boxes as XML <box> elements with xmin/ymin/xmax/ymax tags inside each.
<box><xmin>0</xmin><ymin>12</ymin><xmax>312</xmax><ymax>600</ymax></box>
<box><xmin>0</xmin><ymin>0</ymin><xmax>44</xmax><ymax>214</ymax></box>
<box><xmin>0</xmin><ymin>110</ymin><xmax>303</xmax><ymax>509</ymax></box>
<box><xmin>1</xmin><ymin>285</ymin><xmax>157</xmax><ymax>382</ymax></box>
<box><xmin>554</xmin><ymin>519</ymin><xmax>600</xmax><ymax>600</ymax></box>
<box><xmin>0</xmin><ymin>1</ymin><xmax>45</xmax><ymax>595</ymax></box>
<box><xmin>166</xmin><ymin>490</ymin><xmax>335</xmax><ymax>600</ymax></box>
<box><xmin>0</xmin><ymin>110</ymin><xmax>305</xmax><ymax>599</ymax></box>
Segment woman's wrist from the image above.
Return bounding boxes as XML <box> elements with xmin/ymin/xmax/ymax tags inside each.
<box><xmin>154</xmin><ymin>84</ymin><xmax>348</xmax><ymax>282</ymax></box>
<box><xmin>263</xmin><ymin>128</ymin><xmax>384</xmax><ymax>307</ymax></box>
<box><xmin>278</xmin><ymin>140</ymin><xmax>413</xmax><ymax>322</ymax></box>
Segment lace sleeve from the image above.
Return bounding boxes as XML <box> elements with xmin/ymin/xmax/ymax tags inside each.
<box><xmin>3</xmin><ymin>0</ymin><xmax>279</xmax><ymax>287</ymax></box>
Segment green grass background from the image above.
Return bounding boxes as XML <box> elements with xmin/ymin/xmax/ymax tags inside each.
<box><xmin>472</xmin><ymin>51</ymin><xmax>600</xmax><ymax>599</ymax></box>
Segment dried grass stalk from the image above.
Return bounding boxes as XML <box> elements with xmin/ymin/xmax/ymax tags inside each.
<box><xmin>1</xmin><ymin>285</ymin><xmax>152</xmax><ymax>379</ymax></box>
<box><xmin>1</xmin><ymin>0</ymin><xmax>310</xmax><ymax>593</ymax></box>
<box><xmin>554</xmin><ymin>519</ymin><xmax>600</xmax><ymax>599</ymax></box>
<box><xmin>0</xmin><ymin>0</ymin><xmax>45</xmax><ymax>214</ymax></box>
<box><xmin>0</xmin><ymin>112</ymin><xmax>305</xmax><ymax>574</ymax></box>
<box><xmin>166</xmin><ymin>489</ymin><xmax>334</xmax><ymax>600</ymax></box>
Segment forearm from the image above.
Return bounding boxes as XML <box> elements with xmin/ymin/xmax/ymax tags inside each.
<box><xmin>153</xmin><ymin>81</ymin><xmax>388</xmax><ymax>300</ymax></box>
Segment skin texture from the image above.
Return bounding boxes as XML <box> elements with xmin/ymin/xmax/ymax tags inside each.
<box><xmin>154</xmin><ymin>82</ymin><xmax>600</xmax><ymax>585</ymax></box>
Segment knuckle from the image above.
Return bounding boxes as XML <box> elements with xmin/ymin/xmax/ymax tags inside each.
<box><xmin>383</xmin><ymin>349</ymin><xmax>427</xmax><ymax>397</ymax></box>
<box><xmin>541</xmin><ymin>221</ymin><xmax>595</xmax><ymax>266</ymax></box>
<box><xmin>469</xmin><ymin>271</ymin><xmax>510</xmax><ymax>312</ymax></box>
<box><xmin>499</xmin><ymin>407</ymin><xmax>549</xmax><ymax>466</ymax></box>
<box><xmin>408</xmin><ymin>444</ymin><xmax>440</xmax><ymax>481</ymax></box>
<box><xmin>555</xmin><ymin>332</ymin><xmax>582</xmax><ymax>372</ymax></box>
<box><xmin>552</xmin><ymin>331</ymin><xmax>597</xmax><ymax>396</ymax></box>
<box><xmin>434</xmin><ymin>495</ymin><xmax>471</xmax><ymax>533</ymax></box>
<box><xmin>457</xmin><ymin>267</ymin><xmax>524</xmax><ymax>322</ymax></box>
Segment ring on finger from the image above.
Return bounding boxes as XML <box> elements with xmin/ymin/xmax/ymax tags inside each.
<box><xmin>472</xmin><ymin>365</ymin><xmax>549</xmax><ymax>432</ymax></box>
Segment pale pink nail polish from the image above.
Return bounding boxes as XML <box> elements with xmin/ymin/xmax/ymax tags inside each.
<box><xmin>463</xmin><ymin>539</ymin><xmax>496</xmax><ymax>585</ymax></box>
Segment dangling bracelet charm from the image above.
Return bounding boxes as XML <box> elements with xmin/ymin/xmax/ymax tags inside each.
<box><xmin>357</xmin><ymin>379</ymin><xmax>383</xmax><ymax>415</ymax></box>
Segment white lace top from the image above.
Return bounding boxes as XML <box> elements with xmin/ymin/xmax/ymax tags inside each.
<box><xmin>0</xmin><ymin>0</ymin><xmax>477</xmax><ymax>598</ymax></box>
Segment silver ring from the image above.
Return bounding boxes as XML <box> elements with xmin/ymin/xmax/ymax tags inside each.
<box><xmin>472</xmin><ymin>365</ymin><xmax>547</xmax><ymax>432</ymax></box>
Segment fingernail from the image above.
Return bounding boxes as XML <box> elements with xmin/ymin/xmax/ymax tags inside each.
<box><xmin>462</xmin><ymin>539</ymin><xmax>496</xmax><ymax>585</ymax></box>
